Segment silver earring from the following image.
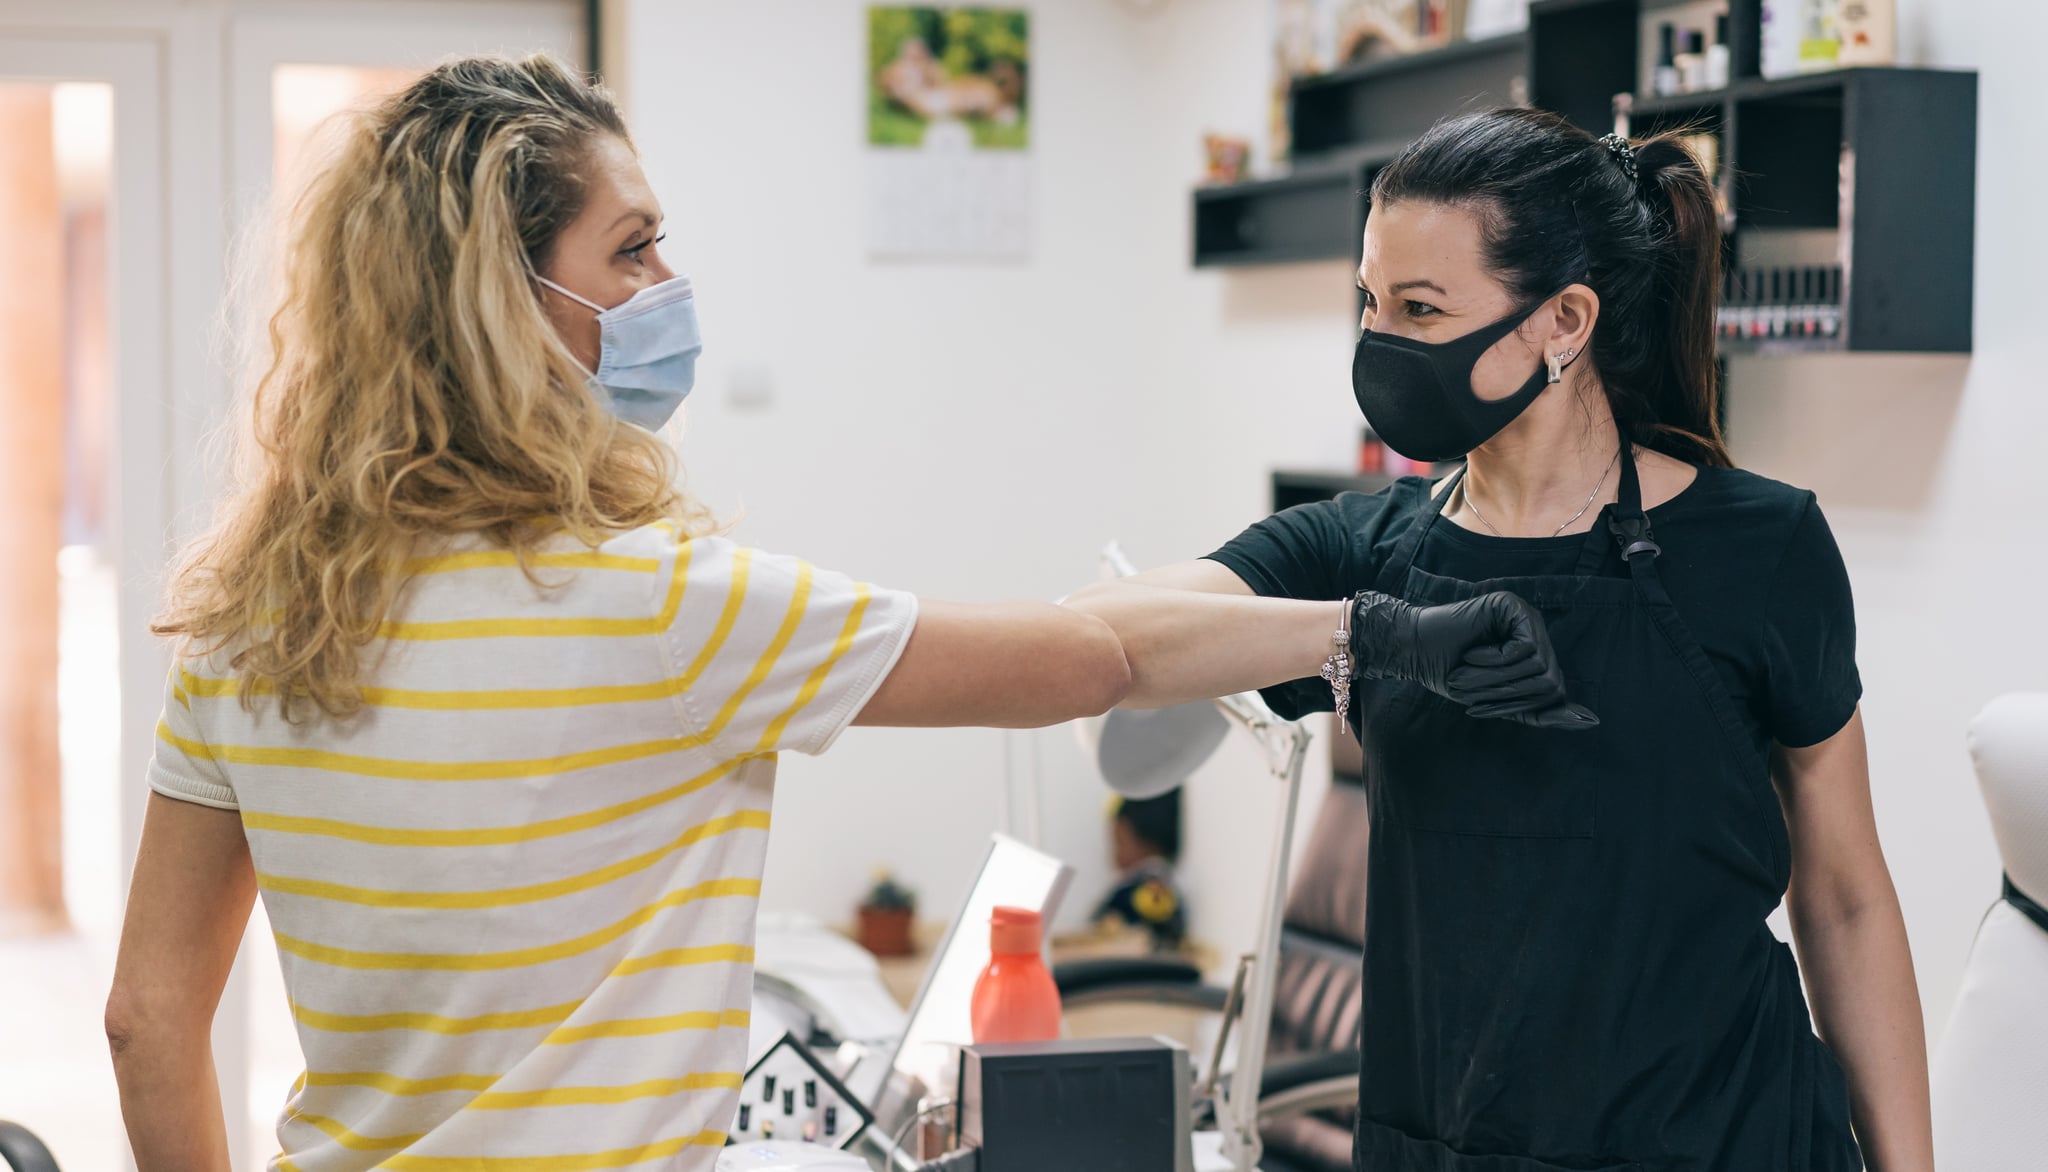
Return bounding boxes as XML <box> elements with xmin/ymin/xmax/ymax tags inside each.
<box><xmin>1547</xmin><ymin>347</ymin><xmax>1578</xmax><ymax>384</ymax></box>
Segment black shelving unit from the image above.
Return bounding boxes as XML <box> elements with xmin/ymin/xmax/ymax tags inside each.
<box><xmin>1271</xmin><ymin>468</ymin><xmax>1396</xmax><ymax>513</ymax></box>
<box><xmin>1619</xmin><ymin>66</ymin><xmax>1975</xmax><ymax>353</ymax></box>
<box><xmin>1192</xmin><ymin>33</ymin><xmax>1525</xmax><ymax>268</ymax></box>
<box><xmin>1191</xmin><ymin>0</ymin><xmax>1977</xmax><ymax>355</ymax></box>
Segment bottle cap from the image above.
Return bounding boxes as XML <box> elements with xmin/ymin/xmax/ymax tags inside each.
<box><xmin>989</xmin><ymin>906</ymin><xmax>1043</xmax><ymax>955</ymax></box>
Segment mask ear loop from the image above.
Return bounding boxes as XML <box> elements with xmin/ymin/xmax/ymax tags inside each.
<box><xmin>534</xmin><ymin>274</ymin><xmax>605</xmax><ymax>315</ymax></box>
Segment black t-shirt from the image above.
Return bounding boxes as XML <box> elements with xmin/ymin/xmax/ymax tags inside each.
<box><xmin>1208</xmin><ymin>466</ymin><xmax>1861</xmax><ymax>750</ymax></box>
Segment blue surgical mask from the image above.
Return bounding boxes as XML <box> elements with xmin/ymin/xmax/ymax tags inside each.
<box><xmin>538</xmin><ymin>274</ymin><xmax>702</xmax><ymax>432</ymax></box>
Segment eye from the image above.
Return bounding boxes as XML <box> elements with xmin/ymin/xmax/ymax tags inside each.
<box><xmin>1405</xmin><ymin>300</ymin><xmax>1441</xmax><ymax>318</ymax></box>
<box><xmin>620</xmin><ymin>232</ymin><xmax>667</xmax><ymax>263</ymax></box>
<box><xmin>1357</xmin><ymin>287</ymin><xmax>1378</xmax><ymax>311</ymax></box>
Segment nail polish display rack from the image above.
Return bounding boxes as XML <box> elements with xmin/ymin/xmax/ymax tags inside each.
<box><xmin>1718</xmin><ymin>265</ymin><xmax>1842</xmax><ymax>344</ymax></box>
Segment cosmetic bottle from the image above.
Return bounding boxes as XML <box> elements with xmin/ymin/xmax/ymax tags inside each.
<box><xmin>970</xmin><ymin>907</ymin><xmax>1062</xmax><ymax>1044</ymax></box>
<box><xmin>1676</xmin><ymin>30</ymin><xmax>1707</xmax><ymax>92</ymax></box>
<box><xmin>1761</xmin><ymin>0</ymin><xmax>1804</xmax><ymax>79</ymax></box>
<box><xmin>1799</xmin><ymin>0</ymin><xmax>1841</xmax><ymax>74</ymax></box>
<box><xmin>1705</xmin><ymin>14</ymin><xmax>1732</xmax><ymax>90</ymax></box>
<box><xmin>1654</xmin><ymin>23</ymin><xmax>1681</xmax><ymax>96</ymax></box>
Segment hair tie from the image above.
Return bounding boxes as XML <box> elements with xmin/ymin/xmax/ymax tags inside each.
<box><xmin>1600</xmin><ymin>133</ymin><xmax>1639</xmax><ymax>184</ymax></box>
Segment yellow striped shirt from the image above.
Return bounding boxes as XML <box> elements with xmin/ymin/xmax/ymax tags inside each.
<box><xmin>147</xmin><ymin>528</ymin><xmax>917</xmax><ymax>1172</ymax></box>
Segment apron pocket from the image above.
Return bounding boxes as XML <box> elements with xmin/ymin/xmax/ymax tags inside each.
<box><xmin>1353</xmin><ymin>1116</ymin><xmax>1641</xmax><ymax>1172</ymax></box>
<box><xmin>1372</xmin><ymin>679</ymin><xmax>1603</xmax><ymax>839</ymax></box>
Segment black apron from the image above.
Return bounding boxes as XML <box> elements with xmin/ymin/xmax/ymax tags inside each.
<box><xmin>1350</xmin><ymin>445</ymin><xmax>1861</xmax><ymax>1171</ymax></box>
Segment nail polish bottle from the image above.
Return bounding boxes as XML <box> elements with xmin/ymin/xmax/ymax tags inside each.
<box><xmin>1654</xmin><ymin>23</ymin><xmax>1681</xmax><ymax>96</ymax></box>
<box><xmin>1705</xmin><ymin>14</ymin><xmax>1732</xmax><ymax>90</ymax></box>
<box><xmin>1676</xmin><ymin>30</ymin><xmax>1708</xmax><ymax>93</ymax></box>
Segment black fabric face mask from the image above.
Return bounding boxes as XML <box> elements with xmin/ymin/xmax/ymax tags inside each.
<box><xmin>1351</xmin><ymin>295</ymin><xmax>1559</xmax><ymax>463</ymax></box>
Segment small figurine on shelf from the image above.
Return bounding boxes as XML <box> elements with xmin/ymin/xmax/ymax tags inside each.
<box><xmin>1203</xmin><ymin>134</ymin><xmax>1250</xmax><ymax>185</ymax></box>
<box><xmin>855</xmin><ymin>868</ymin><xmax>917</xmax><ymax>957</ymax></box>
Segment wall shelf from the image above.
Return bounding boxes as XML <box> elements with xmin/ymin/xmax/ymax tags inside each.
<box><xmin>1623</xmin><ymin>65</ymin><xmax>1977</xmax><ymax>354</ymax></box>
<box><xmin>1190</xmin><ymin>33</ymin><xmax>1525</xmax><ymax>269</ymax></box>
<box><xmin>1271</xmin><ymin>468</ymin><xmax>1396</xmax><ymax>512</ymax></box>
<box><xmin>1189</xmin><ymin>0</ymin><xmax>1977</xmax><ymax>355</ymax></box>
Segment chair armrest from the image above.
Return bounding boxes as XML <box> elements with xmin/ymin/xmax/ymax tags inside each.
<box><xmin>1052</xmin><ymin>956</ymin><xmax>1229</xmax><ymax>1011</ymax></box>
<box><xmin>0</xmin><ymin>1121</ymin><xmax>61</xmax><ymax>1172</ymax></box>
<box><xmin>1254</xmin><ymin>1050</ymin><xmax>1359</xmax><ymax>1124</ymax></box>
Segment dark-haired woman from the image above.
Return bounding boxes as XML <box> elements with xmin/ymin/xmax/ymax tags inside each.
<box><xmin>1067</xmin><ymin>109</ymin><xmax>1929</xmax><ymax>1170</ymax></box>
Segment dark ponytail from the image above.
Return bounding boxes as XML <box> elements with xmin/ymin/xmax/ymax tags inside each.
<box><xmin>1370</xmin><ymin>108</ymin><xmax>1732</xmax><ymax>468</ymax></box>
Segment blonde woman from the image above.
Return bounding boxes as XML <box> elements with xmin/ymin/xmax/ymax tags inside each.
<box><xmin>104</xmin><ymin>55</ymin><xmax>1128</xmax><ymax>1171</ymax></box>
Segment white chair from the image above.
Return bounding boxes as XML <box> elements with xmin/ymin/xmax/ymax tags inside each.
<box><xmin>1931</xmin><ymin>693</ymin><xmax>2048</xmax><ymax>1171</ymax></box>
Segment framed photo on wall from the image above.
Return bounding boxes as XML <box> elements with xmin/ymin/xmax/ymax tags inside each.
<box><xmin>866</xmin><ymin>6</ymin><xmax>1032</xmax><ymax>261</ymax></box>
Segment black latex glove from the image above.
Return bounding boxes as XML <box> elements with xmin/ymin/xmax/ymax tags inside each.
<box><xmin>1349</xmin><ymin>590</ymin><xmax>1599</xmax><ymax>731</ymax></box>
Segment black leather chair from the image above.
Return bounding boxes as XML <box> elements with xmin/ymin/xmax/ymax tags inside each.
<box><xmin>0</xmin><ymin>1121</ymin><xmax>61</xmax><ymax>1172</ymax></box>
<box><xmin>1054</xmin><ymin>773</ymin><xmax>1369</xmax><ymax>1172</ymax></box>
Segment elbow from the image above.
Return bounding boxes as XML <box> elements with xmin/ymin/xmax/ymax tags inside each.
<box><xmin>104</xmin><ymin>989</ymin><xmax>142</xmax><ymax>1064</ymax></box>
<box><xmin>1066</xmin><ymin>616</ymin><xmax>1133</xmax><ymax>720</ymax></box>
<box><xmin>104</xmin><ymin>985</ymin><xmax>196</xmax><ymax>1068</ymax></box>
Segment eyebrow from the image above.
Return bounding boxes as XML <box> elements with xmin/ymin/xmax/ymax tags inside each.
<box><xmin>606</xmin><ymin>210</ymin><xmax>660</xmax><ymax>234</ymax></box>
<box><xmin>1356</xmin><ymin>274</ymin><xmax>1449</xmax><ymax>296</ymax></box>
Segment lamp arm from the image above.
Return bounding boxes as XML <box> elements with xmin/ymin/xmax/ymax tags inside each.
<box><xmin>1216</xmin><ymin>731</ymin><xmax>1307</xmax><ymax>1171</ymax></box>
<box><xmin>1095</xmin><ymin>541</ymin><xmax>1317</xmax><ymax>1169</ymax></box>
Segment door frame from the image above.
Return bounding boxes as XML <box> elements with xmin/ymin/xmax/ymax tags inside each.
<box><xmin>0</xmin><ymin>6</ymin><xmax>585</xmax><ymax>1170</ymax></box>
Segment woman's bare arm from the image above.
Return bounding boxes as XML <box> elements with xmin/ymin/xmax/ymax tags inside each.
<box><xmin>1776</xmin><ymin>709</ymin><xmax>1933</xmax><ymax>1172</ymax></box>
<box><xmin>854</xmin><ymin>599</ymin><xmax>1131</xmax><ymax>728</ymax></box>
<box><xmin>106</xmin><ymin>792</ymin><xmax>257</xmax><ymax>1172</ymax></box>
<box><xmin>1060</xmin><ymin>560</ymin><xmax>1342</xmax><ymax>708</ymax></box>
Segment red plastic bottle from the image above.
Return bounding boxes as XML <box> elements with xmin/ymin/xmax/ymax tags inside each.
<box><xmin>969</xmin><ymin>906</ymin><xmax>1062</xmax><ymax>1043</ymax></box>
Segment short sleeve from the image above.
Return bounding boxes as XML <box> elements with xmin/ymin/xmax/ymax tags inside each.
<box><xmin>662</xmin><ymin>537</ymin><xmax>918</xmax><ymax>758</ymax></box>
<box><xmin>1207</xmin><ymin>499</ymin><xmax>1356</xmax><ymax>604</ymax></box>
<box><xmin>149</xmin><ymin>665</ymin><xmax>239</xmax><ymax>809</ymax></box>
<box><xmin>1205</xmin><ymin>499</ymin><xmax>1373</xmax><ymax>722</ymax></box>
<box><xmin>1760</xmin><ymin>495</ymin><xmax>1862</xmax><ymax>748</ymax></box>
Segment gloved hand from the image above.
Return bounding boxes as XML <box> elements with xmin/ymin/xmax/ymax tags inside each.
<box><xmin>1350</xmin><ymin>590</ymin><xmax>1599</xmax><ymax>731</ymax></box>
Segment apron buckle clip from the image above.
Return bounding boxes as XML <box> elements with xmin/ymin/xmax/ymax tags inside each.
<box><xmin>1609</xmin><ymin>512</ymin><xmax>1662</xmax><ymax>562</ymax></box>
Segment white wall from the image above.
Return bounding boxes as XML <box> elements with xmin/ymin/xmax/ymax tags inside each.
<box><xmin>627</xmin><ymin>0</ymin><xmax>1356</xmax><ymax>954</ymax></box>
<box><xmin>625</xmin><ymin>0</ymin><xmax>2039</xmax><ymax>1043</ymax></box>
<box><xmin>628</xmin><ymin>0</ymin><xmax>1174</xmax><ymax>938</ymax></box>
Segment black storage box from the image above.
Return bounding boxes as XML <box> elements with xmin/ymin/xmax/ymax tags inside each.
<box><xmin>959</xmin><ymin>1036</ymin><xmax>1188</xmax><ymax>1172</ymax></box>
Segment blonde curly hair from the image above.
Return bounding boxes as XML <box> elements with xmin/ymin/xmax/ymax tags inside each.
<box><xmin>155</xmin><ymin>54</ymin><xmax>713</xmax><ymax>721</ymax></box>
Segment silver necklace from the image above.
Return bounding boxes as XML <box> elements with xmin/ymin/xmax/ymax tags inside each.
<box><xmin>1461</xmin><ymin>446</ymin><xmax>1623</xmax><ymax>538</ymax></box>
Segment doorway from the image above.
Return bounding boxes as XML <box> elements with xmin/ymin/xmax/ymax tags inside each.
<box><xmin>0</xmin><ymin>5</ymin><xmax>583</xmax><ymax>1170</ymax></box>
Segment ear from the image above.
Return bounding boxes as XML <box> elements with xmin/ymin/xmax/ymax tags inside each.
<box><xmin>1547</xmin><ymin>283</ymin><xmax>1600</xmax><ymax>370</ymax></box>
